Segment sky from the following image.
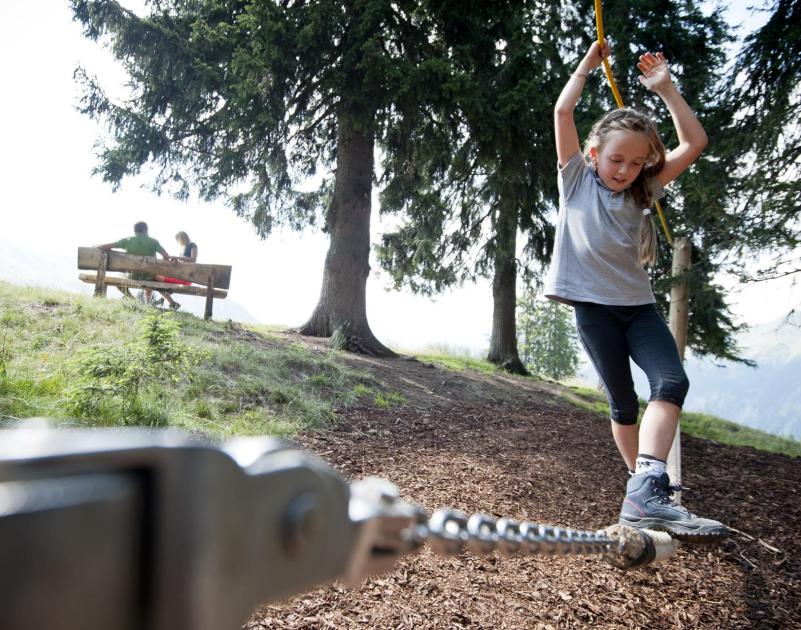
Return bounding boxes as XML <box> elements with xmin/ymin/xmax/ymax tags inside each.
<box><xmin>1</xmin><ymin>0</ymin><xmax>797</xmax><ymax>358</ymax></box>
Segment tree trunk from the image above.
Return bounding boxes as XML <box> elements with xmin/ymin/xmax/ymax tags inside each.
<box><xmin>299</xmin><ymin>115</ymin><xmax>395</xmax><ymax>357</ymax></box>
<box><xmin>487</xmin><ymin>205</ymin><xmax>527</xmax><ymax>375</ymax></box>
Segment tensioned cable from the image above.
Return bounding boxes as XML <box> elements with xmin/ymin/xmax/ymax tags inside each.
<box><xmin>594</xmin><ymin>0</ymin><xmax>673</xmax><ymax>246</ymax></box>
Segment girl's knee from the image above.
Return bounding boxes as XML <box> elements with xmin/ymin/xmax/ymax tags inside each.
<box><xmin>651</xmin><ymin>372</ymin><xmax>689</xmax><ymax>407</ymax></box>
<box><xmin>610</xmin><ymin>397</ymin><xmax>639</xmax><ymax>425</ymax></box>
<box><xmin>611</xmin><ymin>412</ymin><xmax>638</xmax><ymax>426</ymax></box>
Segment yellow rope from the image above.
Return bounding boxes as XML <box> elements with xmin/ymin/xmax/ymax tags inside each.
<box><xmin>593</xmin><ymin>0</ymin><xmax>673</xmax><ymax>246</ymax></box>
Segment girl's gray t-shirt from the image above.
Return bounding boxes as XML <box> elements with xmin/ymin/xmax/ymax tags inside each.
<box><xmin>544</xmin><ymin>152</ymin><xmax>664</xmax><ymax>306</ymax></box>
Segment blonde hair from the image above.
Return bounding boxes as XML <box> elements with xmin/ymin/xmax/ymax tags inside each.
<box><xmin>175</xmin><ymin>231</ymin><xmax>191</xmax><ymax>246</ymax></box>
<box><xmin>584</xmin><ymin>108</ymin><xmax>666</xmax><ymax>266</ymax></box>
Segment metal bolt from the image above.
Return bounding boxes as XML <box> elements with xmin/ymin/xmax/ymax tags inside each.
<box><xmin>282</xmin><ymin>493</ymin><xmax>323</xmax><ymax>557</ymax></box>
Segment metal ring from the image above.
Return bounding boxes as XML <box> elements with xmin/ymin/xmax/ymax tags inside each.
<box><xmin>466</xmin><ymin>513</ymin><xmax>498</xmax><ymax>556</ymax></box>
<box><xmin>427</xmin><ymin>508</ymin><xmax>468</xmax><ymax>556</ymax></box>
<box><xmin>495</xmin><ymin>517</ymin><xmax>523</xmax><ymax>556</ymax></box>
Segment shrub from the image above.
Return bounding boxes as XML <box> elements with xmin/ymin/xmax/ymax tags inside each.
<box><xmin>66</xmin><ymin>312</ymin><xmax>200</xmax><ymax>426</ymax></box>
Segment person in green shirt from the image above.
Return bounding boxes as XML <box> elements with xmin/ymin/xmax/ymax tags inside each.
<box><xmin>98</xmin><ymin>221</ymin><xmax>180</xmax><ymax>309</ymax></box>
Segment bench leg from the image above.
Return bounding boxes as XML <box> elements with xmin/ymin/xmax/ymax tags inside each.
<box><xmin>94</xmin><ymin>251</ymin><xmax>108</xmax><ymax>297</ymax></box>
<box><xmin>204</xmin><ymin>273</ymin><xmax>215</xmax><ymax>320</ymax></box>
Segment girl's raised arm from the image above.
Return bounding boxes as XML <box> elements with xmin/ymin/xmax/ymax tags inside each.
<box><xmin>638</xmin><ymin>52</ymin><xmax>708</xmax><ymax>187</ymax></box>
<box><xmin>554</xmin><ymin>42</ymin><xmax>610</xmax><ymax>167</ymax></box>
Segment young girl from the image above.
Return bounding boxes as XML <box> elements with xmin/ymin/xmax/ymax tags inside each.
<box><xmin>172</xmin><ymin>231</ymin><xmax>198</xmax><ymax>263</ymax></box>
<box><xmin>546</xmin><ymin>41</ymin><xmax>728</xmax><ymax>541</ymax></box>
<box><xmin>154</xmin><ymin>232</ymin><xmax>199</xmax><ymax>310</ymax></box>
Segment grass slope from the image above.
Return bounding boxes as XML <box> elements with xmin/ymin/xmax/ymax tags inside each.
<box><xmin>2</xmin><ymin>280</ymin><xmax>798</xmax><ymax>457</ymax></box>
<box><xmin>400</xmin><ymin>352</ymin><xmax>801</xmax><ymax>458</ymax></box>
<box><xmin>0</xmin><ymin>281</ymin><xmax>388</xmax><ymax>438</ymax></box>
<box><xmin>560</xmin><ymin>383</ymin><xmax>801</xmax><ymax>457</ymax></box>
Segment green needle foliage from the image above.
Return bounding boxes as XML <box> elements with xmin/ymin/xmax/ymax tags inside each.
<box><xmin>68</xmin><ymin>0</ymin><xmax>458</xmax><ymax>355</ymax></box>
<box><xmin>716</xmin><ymin>0</ymin><xmax>801</xmax><ymax>285</ymax></box>
<box><xmin>377</xmin><ymin>0</ymin><xmax>756</xmax><ymax>367</ymax></box>
<box><xmin>517</xmin><ymin>291</ymin><xmax>580</xmax><ymax>380</ymax></box>
<box><xmin>378</xmin><ymin>1</ymin><xmax>566</xmax><ymax>373</ymax></box>
<box><xmin>379</xmin><ymin>1</ymin><xmax>562</xmax><ymax>293</ymax></box>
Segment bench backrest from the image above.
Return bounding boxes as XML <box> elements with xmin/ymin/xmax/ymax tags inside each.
<box><xmin>78</xmin><ymin>247</ymin><xmax>232</xmax><ymax>290</ymax></box>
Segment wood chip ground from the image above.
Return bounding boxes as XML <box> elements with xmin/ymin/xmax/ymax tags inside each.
<box><xmin>247</xmin><ymin>334</ymin><xmax>800</xmax><ymax>629</ymax></box>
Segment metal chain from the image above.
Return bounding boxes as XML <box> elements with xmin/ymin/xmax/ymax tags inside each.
<box><xmin>346</xmin><ymin>478</ymin><xmax>656</xmax><ymax>584</ymax></box>
<box><xmin>415</xmin><ymin>508</ymin><xmax>614</xmax><ymax>558</ymax></box>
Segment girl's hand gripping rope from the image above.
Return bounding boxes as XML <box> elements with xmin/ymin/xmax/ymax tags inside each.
<box><xmin>581</xmin><ymin>40</ymin><xmax>611</xmax><ymax>73</ymax></box>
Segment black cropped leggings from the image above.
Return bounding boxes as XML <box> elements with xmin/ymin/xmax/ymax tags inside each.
<box><xmin>574</xmin><ymin>302</ymin><xmax>689</xmax><ymax>425</ymax></box>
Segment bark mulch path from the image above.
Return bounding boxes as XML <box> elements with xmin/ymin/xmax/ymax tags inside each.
<box><xmin>248</xmin><ymin>339</ymin><xmax>800</xmax><ymax>629</ymax></box>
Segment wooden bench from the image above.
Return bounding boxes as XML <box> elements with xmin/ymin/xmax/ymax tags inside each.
<box><xmin>78</xmin><ymin>247</ymin><xmax>232</xmax><ymax>320</ymax></box>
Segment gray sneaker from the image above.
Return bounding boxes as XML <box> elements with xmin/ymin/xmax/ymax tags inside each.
<box><xmin>619</xmin><ymin>472</ymin><xmax>729</xmax><ymax>543</ymax></box>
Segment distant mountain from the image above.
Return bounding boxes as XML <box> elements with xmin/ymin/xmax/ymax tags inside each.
<box><xmin>682</xmin><ymin>313</ymin><xmax>801</xmax><ymax>439</ymax></box>
<box><xmin>578</xmin><ymin>310</ymin><xmax>801</xmax><ymax>440</ymax></box>
<box><xmin>0</xmin><ymin>239</ymin><xmax>259</xmax><ymax>324</ymax></box>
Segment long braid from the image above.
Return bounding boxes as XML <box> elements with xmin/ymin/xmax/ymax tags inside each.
<box><xmin>640</xmin><ymin>209</ymin><xmax>658</xmax><ymax>266</ymax></box>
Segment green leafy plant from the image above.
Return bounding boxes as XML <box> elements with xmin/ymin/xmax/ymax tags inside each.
<box><xmin>66</xmin><ymin>312</ymin><xmax>200</xmax><ymax>425</ymax></box>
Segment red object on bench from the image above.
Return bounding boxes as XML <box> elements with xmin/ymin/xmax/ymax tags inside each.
<box><xmin>161</xmin><ymin>276</ymin><xmax>192</xmax><ymax>286</ymax></box>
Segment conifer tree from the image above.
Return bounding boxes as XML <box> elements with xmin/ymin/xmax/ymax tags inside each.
<box><xmin>379</xmin><ymin>0</ymin><xmax>743</xmax><ymax>366</ymax></box>
<box><xmin>718</xmin><ymin>0</ymin><xmax>801</xmax><ymax>287</ymax></box>
<box><xmin>70</xmin><ymin>0</ymin><xmax>451</xmax><ymax>356</ymax></box>
<box><xmin>379</xmin><ymin>1</ymin><xmax>565</xmax><ymax>374</ymax></box>
<box><xmin>517</xmin><ymin>290</ymin><xmax>580</xmax><ymax>380</ymax></box>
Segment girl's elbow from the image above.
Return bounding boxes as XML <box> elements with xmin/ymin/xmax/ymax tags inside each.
<box><xmin>697</xmin><ymin>132</ymin><xmax>709</xmax><ymax>152</ymax></box>
<box><xmin>695</xmin><ymin>127</ymin><xmax>709</xmax><ymax>152</ymax></box>
<box><xmin>554</xmin><ymin>103</ymin><xmax>574</xmax><ymax>119</ymax></box>
<box><xmin>687</xmin><ymin>134</ymin><xmax>707</xmax><ymax>160</ymax></box>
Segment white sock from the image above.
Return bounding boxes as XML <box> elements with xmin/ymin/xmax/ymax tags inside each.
<box><xmin>635</xmin><ymin>455</ymin><xmax>666</xmax><ymax>476</ymax></box>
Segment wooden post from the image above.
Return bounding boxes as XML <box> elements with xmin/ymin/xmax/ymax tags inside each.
<box><xmin>94</xmin><ymin>250</ymin><xmax>109</xmax><ymax>297</ymax></box>
<box><xmin>204</xmin><ymin>272</ymin><xmax>215</xmax><ymax>320</ymax></box>
<box><xmin>667</xmin><ymin>237</ymin><xmax>691</xmax><ymax>503</ymax></box>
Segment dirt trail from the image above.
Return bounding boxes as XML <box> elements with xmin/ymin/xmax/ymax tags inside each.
<box><xmin>249</xmin><ymin>334</ymin><xmax>801</xmax><ymax>629</ymax></box>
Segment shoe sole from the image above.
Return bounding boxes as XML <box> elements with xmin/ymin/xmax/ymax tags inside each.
<box><xmin>619</xmin><ymin>516</ymin><xmax>730</xmax><ymax>543</ymax></box>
